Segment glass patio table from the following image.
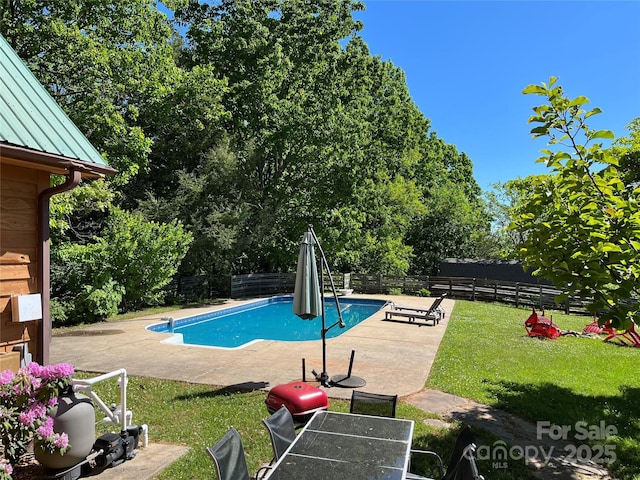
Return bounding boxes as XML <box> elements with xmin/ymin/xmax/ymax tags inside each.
<box><xmin>263</xmin><ymin>410</ymin><xmax>415</xmax><ymax>480</ymax></box>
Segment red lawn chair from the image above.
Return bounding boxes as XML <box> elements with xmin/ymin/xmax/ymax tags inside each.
<box><xmin>603</xmin><ymin>323</ymin><xmax>640</xmax><ymax>348</ymax></box>
<box><xmin>524</xmin><ymin>307</ymin><xmax>562</xmax><ymax>340</ymax></box>
<box><xmin>583</xmin><ymin>315</ymin><xmax>640</xmax><ymax>347</ymax></box>
<box><xmin>582</xmin><ymin>315</ymin><xmax>615</xmax><ymax>335</ymax></box>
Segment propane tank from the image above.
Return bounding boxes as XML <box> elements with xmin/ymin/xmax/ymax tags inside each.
<box><xmin>36</xmin><ymin>390</ymin><xmax>95</xmax><ymax>471</ymax></box>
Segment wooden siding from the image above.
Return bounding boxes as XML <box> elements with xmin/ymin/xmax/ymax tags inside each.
<box><xmin>0</xmin><ymin>163</ymin><xmax>47</xmax><ymax>358</ymax></box>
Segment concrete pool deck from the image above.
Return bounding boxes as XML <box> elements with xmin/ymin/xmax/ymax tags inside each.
<box><xmin>50</xmin><ymin>294</ymin><xmax>452</xmax><ymax>401</ymax></box>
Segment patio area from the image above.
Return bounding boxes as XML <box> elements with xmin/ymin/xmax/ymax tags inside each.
<box><xmin>50</xmin><ymin>295</ymin><xmax>454</xmax><ymax>401</ymax></box>
<box><xmin>47</xmin><ymin>295</ymin><xmax>614</xmax><ymax>480</ymax></box>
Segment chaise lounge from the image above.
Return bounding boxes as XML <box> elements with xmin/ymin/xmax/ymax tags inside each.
<box><xmin>384</xmin><ymin>294</ymin><xmax>447</xmax><ymax>326</ymax></box>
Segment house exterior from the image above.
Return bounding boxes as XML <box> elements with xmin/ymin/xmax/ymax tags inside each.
<box><xmin>0</xmin><ymin>34</ymin><xmax>116</xmax><ymax>368</ymax></box>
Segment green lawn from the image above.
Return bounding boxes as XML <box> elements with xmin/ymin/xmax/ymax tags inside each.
<box><xmin>427</xmin><ymin>300</ymin><xmax>640</xmax><ymax>480</ymax></box>
<box><xmin>77</xmin><ymin>300</ymin><xmax>640</xmax><ymax>479</ymax></box>
<box><xmin>79</xmin><ymin>376</ymin><xmax>467</xmax><ymax>479</ymax></box>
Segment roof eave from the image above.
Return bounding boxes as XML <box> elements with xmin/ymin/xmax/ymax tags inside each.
<box><xmin>1</xmin><ymin>143</ymin><xmax>118</xmax><ymax>178</ymax></box>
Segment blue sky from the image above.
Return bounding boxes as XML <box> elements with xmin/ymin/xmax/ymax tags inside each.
<box><xmin>354</xmin><ymin>1</ymin><xmax>640</xmax><ymax>190</ymax></box>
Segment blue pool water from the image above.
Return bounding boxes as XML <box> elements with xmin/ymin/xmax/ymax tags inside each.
<box><xmin>147</xmin><ymin>296</ymin><xmax>387</xmax><ymax>349</ymax></box>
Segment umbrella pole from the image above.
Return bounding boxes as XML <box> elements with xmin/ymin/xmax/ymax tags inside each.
<box><xmin>308</xmin><ymin>225</ymin><xmax>344</xmax><ymax>387</ymax></box>
<box><xmin>320</xmin><ymin>259</ymin><xmax>329</xmax><ymax>386</ymax></box>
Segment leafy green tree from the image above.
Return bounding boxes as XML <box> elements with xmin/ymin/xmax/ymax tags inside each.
<box><xmin>0</xmin><ymin>0</ymin><xmax>178</xmax><ymax>183</ymax></box>
<box><xmin>171</xmin><ymin>0</ymin><xmax>434</xmax><ymax>275</ymax></box>
<box><xmin>484</xmin><ymin>178</ymin><xmax>537</xmax><ymax>259</ymax></box>
<box><xmin>140</xmin><ymin>137</ymin><xmax>245</xmax><ymax>276</ymax></box>
<box><xmin>99</xmin><ymin>208</ymin><xmax>193</xmax><ymax>309</ymax></box>
<box><xmin>611</xmin><ymin>117</ymin><xmax>640</xmax><ymax>187</ymax></box>
<box><xmin>407</xmin><ymin>182</ymin><xmax>487</xmax><ymax>275</ymax></box>
<box><xmin>512</xmin><ymin>77</ymin><xmax>640</xmax><ymax>328</ymax></box>
<box><xmin>405</xmin><ymin>133</ymin><xmax>491</xmax><ymax>274</ymax></box>
<box><xmin>52</xmin><ymin>208</ymin><xmax>192</xmax><ymax>323</ymax></box>
<box><xmin>51</xmin><ymin>241</ymin><xmax>123</xmax><ymax>324</ymax></box>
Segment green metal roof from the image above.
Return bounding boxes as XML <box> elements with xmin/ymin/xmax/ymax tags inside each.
<box><xmin>0</xmin><ymin>34</ymin><xmax>115</xmax><ymax>175</ymax></box>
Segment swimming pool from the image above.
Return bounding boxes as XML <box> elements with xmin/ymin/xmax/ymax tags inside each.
<box><xmin>147</xmin><ymin>296</ymin><xmax>387</xmax><ymax>349</ymax></box>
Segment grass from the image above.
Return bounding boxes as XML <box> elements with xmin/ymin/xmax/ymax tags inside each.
<box><xmin>76</xmin><ymin>375</ymin><xmax>472</xmax><ymax>479</ymax></box>
<box><xmin>427</xmin><ymin>300</ymin><xmax>640</xmax><ymax>480</ymax></box>
<box><xmin>71</xmin><ymin>299</ymin><xmax>640</xmax><ymax>479</ymax></box>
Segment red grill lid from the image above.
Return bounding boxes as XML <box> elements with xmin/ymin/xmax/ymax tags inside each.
<box><xmin>265</xmin><ymin>381</ymin><xmax>329</xmax><ymax>418</ymax></box>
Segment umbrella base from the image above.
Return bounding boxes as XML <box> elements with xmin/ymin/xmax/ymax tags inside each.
<box><xmin>330</xmin><ymin>374</ymin><xmax>366</xmax><ymax>388</ymax></box>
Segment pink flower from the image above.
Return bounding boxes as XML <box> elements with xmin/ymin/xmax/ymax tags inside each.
<box><xmin>1</xmin><ymin>362</ymin><xmax>75</xmax><ymax>465</ymax></box>
<box><xmin>54</xmin><ymin>363</ymin><xmax>74</xmax><ymax>378</ymax></box>
<box><xmin>30</xmin><ymin>376</ymin><xmax>42</xmax><ymax>391</ymax></box>
<box><xmin>39</xmin><ymin>363</ymin><xmax>75</xmax><ymax>381</ymax></box>
<box><xmin>53</xmin><ymin>432</ymin><xmax>69</xmax><ymax>449</ymax></box>
<box><xmin>0</xmin><ymin>369</ymin><xmax>15</xmax><ymax>386</ymax></box>
<box><xmin>18</xmin><ymin>408</ymin><xmax>36</xmax><ymax>426</ymax></box>
<box><xmin>25</xmin><ymin>362</ymin><xmax>42</xmax><ymax>377</ymax></box>
<box><xmin>18</xmin><ymin>401</ymin><xmax>46</xmax><ymax>426</ymax></box>
<box><xmin>31</xmin><ymin>401</ymin><xmax>46</xmax><ymax>419</ymax></box>
<box><xmin>0</xmin><ymin>460</ymin><xmax>13</xmax><ymax>475</ymax></box>
<box><xmin>37</xmin><ymin>416</ymin><xmax>54</xmax><ymax>438</ymax></box>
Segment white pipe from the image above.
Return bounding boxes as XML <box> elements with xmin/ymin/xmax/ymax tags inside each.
<box><xmin>72</xmin><ymin>368</ymin><xmax>126</xmax><ymax>387</ymax></box>
<box><xmin>141</xmin><ymin>424</ymin><xmax>149</xmax><ymax>447</ymax></box>
<box><xmin>71</xmin><ymin>369</ymin><xmax>132</xmax><ymax>433</ymax></box>
<box><xmin>119</xmin><ymin>370</ymin><xmax>128</xmax><ymax>430</ymax></box>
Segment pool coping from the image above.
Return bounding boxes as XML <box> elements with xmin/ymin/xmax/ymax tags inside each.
<box><xmin>50</xmin><ymin>294</ymin><xmax>454</xmax><ymax>401</ymax></box>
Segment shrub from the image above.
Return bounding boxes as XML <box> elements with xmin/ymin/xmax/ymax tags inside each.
<box><xmin>0</xmin><ymin>363</ymin><xmax>74</xmax><ymax>477</ymax></box>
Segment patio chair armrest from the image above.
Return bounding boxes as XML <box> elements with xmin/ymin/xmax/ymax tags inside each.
<box><xmin>408</xmin><ymin>449</ymin><xmax>444</xmax><ymax>479</ymax></box>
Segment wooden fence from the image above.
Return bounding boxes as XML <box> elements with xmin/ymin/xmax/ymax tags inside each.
<box><xmin>168</xmin><ymin>273</ymin><xmax>590</xmax><ymax>315</ymax></box>
<box><xmin>350</xmin><ymin>274</ymin><xmax>588</xmax><ymax>314</ymax></box>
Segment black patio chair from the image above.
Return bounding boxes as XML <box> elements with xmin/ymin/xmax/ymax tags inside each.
<box><xmin>263</xmin><ymin>405</ymin><xmax>297</xmax><ymax>463</ymax></box>
<box><xmin>349</xmin><ymin>390</ymin><xmax>398</xmax><ymax>418</ymax></box>
<box><xmin>207</xmin><ymin>427</ymin><xmax>271</xmax><ymax>480</ymax></box>
<box><xmin>407</xmin><ymin>425</ymin><xmax>484</xmax><ymax>480</ymax></box>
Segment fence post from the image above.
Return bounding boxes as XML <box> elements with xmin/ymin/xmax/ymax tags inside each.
<box><xmin>539</xmin><ymin>285</ymin><xmax>543</xmax><ymax>310</ymax></box>
<box><xmin>494</xmin><ymin>281</ymin><xmax>498</xmax><ymax>301</ymax></box>
<box><xmin>472</xmin><ymin>278</ymin><xmax>476</xmax><ymax>301</ymax></box>
<box><xmin>515</xmin><ymin>283</ymin><xmax>520</xmax><ymax>308</ymax></box>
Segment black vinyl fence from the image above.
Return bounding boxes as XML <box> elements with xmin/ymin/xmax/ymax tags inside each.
<box><xmin>166</xmin><ymin>273</ymin><xmax>591</xmax><ymax>315</ymax></box>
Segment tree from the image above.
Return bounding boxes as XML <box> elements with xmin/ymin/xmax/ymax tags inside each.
<box><xmin>52</xmin><ymin>208</ymin><xmax>192</xmax><ymax>323</ymax></box>
<box><xmin>484</xmin><ymin>178</ymin><xmax>538</xmax><ymax>259</ymax></box>
<box><xmin>511</xmin><ymin>77</ymin><xmax>640</xmax><ymax>328</ymax></box>
<box><xmin>0</xmin><ymin>0</ymin><xmax>178</xmax><ymax>183</ymax></box>
<box><xmin>407</xmin><ymin>182</ymin><xmax>487</xmax><ymax>275</ymax></box>
<box><xmin>2</xmin><ymin>1</ymin><xmax>201</xmax><ymax>319</ymax></box>
<box><xmin>170</xmin><ymin>0</ymin><xmax>433</xmax><ymax>275</ymax></box>
<box><xmin>612</xmin><ymin>117</ymin><xmax>640</xmax><ymax>187</ymax></box>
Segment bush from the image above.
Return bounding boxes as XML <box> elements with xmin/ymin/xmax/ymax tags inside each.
<box><xmin>51</xmin><ymin>208</ymin><xmax>192</xmax><ymax>324</ymax></box>
<box><xmin>76</xmin><ymin>278</ymin><xmax>124</xmax><ymax>322</ymax></box>
<box><xmin>0</xmin><ymin>363</ymin><xmax>74</xmax><ymax>475</ymax></box>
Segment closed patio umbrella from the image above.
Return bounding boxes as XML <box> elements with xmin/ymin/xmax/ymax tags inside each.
<box><xmin>293</xmin><ymin>225</ymin><xmax>346</xmax><ymax>386</ymax></box>
<box><xmin>293</xmin><ymin>231</ymin><xmax>322</xmax><ymax>320</ymax></box>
